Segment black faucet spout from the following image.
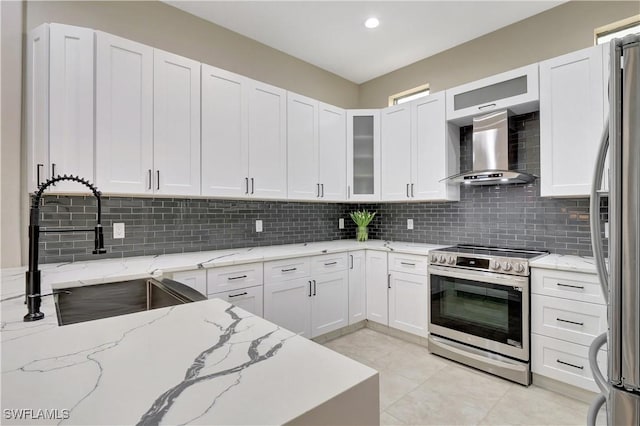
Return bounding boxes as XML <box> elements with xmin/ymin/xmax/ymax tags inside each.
<box><xmin>24</xmin><ymin>175</ymin><xmax>106</xmax><ymax>322</ymax></box>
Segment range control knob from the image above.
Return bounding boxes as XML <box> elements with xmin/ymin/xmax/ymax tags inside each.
<box><xmin>430</xmin><ymin>254</ymin><xmax>438</xmax><ymax>263</ymax></box>
<box><xmin>439</xmin><ymin>255</ymin><xmax>447</xmax><ymax>264</ymax></box>
<box><xmin>514</xmin><ymin>263</ymin><xmax>525</xmax><ymax>274</ymax></box>
<box><xmin>490</xmin><ymin>261</ymin><xmax>501</xmax><ymax>270</ymax></box>
<box><xmin>502</xmin><ymin>262</ymin><xmax>513</xmax><ymax>272</ymax></box>
<box><xmin>447</xmin><ymin>256</ymin><xmax>456</xmax><ymax>265</ymax></box>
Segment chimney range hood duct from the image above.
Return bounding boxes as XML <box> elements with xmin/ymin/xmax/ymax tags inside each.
<box><xmin>442</xmin><ymin>110</ymin><xmax>536</xmax><ymax>185</ymax></box>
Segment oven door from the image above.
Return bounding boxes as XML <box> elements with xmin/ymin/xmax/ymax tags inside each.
<box><xmin>429</xmin><ymin>265</ymin><xmax>529</xmax><ymax>361</ymax></box>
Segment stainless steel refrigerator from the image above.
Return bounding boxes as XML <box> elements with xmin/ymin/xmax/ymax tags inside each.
<box><xmin>589</xmin><ymin>34</ymin><xmax>640</xmax><ymax>425</ymax></box>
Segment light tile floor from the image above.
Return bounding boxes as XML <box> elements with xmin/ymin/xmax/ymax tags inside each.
<box><xmin>324</xmin><ymin>328</ymin><xmax>605</xmax><ymax>426</ymax></box>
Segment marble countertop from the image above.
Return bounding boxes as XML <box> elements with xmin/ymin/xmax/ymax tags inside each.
<box><xmin>529</xmin><ymin>253</ymin><xmax>599</xmax><ymax>274</ymax></box>
<box><xmin>1</xmin><ymin>296</ymin><xmax>377</xmax><ymax>425</ymax></box>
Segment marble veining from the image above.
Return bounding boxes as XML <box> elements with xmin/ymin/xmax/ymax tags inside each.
<box><xmin>530</xmin><ymin>253</ymin><xmax>599</xmax><ymax>274</ymax></box>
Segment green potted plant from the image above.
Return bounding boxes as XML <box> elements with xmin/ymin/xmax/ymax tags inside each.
<box><xmin>349</xmin><ymin>210</ymin><xmax>376</xmax><ymax>242</ymax></box>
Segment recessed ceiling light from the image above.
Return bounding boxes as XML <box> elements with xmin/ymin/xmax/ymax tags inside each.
<box><xmin>364</xmin><ymin>17</ymin><xmax>379</xmax><ymax>29</ymax></box>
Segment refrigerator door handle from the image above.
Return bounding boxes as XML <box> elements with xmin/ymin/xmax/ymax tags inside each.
<box><xmin>589</xmin><ymin>117</ymin><xmax>610</xmax><ymax>303</ymax></box>
<box><xmin>589</xmin><ymin>331</ymin><xmax>609</xmax><ymax>395</ymax></box>
<box><xmin>586</xmin><ymin>393</ymin><xmax>606</xmax><ymax>426</ymax></box>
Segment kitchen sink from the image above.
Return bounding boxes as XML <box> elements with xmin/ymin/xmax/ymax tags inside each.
<box><xmin>54</xmin><ymin>277</ymin><xmax>207</xmax><ymax>326</ymax></box>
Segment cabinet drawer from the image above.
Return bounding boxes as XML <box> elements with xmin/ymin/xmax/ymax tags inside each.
<box><xmin>311</xmin><ymin>253</ymin><xmax>348</xmax><ymax>274</ymax></box>
<box><xmin>531</xmin><ymin>268</ymin><xmax>604</xmax><ymax>305</ymax></box>
<box><xmin>532</xmin><ymin>334</ymin><xmax>607</xmax><ymax>392</ymax></box>
<box><xmin>264</xmin><ymin>257</ymin><xmax>311</xmax><ymax>284</ymax></box>
<box><xmin>532</xmin><ymin>294</ymin><xmax>607</xmax><ymax>346</ymax></box>
<box><xmin>388</xmin><ymin>253</ymin><xmax>428</xmax><ymax>275</ymax></box>
<box><xmin>212</xmin><ymin>285</ymin><xmax>263</xmax><ymax>318</ymax></box>
<box><xmin>207</xmin><ymin>263</ymin><xmax>263</xmax><ymax>295</ymax></box>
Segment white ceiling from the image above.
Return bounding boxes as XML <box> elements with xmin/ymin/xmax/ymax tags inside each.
<box><xmin>164</xmin><ymin>1</ymin><xmax>566</xmax><ymax>84</ymax></box>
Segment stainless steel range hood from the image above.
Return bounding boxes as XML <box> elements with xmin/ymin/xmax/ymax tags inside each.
<box><xmin>443</xmin><ymin>110</ymin><xmax>536</xmax><ymax>185</ymax></box>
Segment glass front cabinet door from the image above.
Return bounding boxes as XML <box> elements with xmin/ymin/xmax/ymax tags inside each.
<box><xmin>346</xmin><ymin>109</ymin><xmax>381</xmax><ymax>201</ymax></box>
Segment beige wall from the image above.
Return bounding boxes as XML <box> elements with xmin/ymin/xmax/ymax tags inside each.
<box><xmin>1</xmin><ymin>0</ymin><xmax>25</xmax><ymax>268</ymax></box>
<box><xmin>25</xmin><ymin>1</ymin><xmax>359</xmax><ymax>108</ymax></box>
<box><xmin>359</xmin><ymin>1</ymin><xmax>639</xmax><ymax>107</ymax></box>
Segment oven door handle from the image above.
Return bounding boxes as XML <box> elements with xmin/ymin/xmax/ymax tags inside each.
<box><xmin>429</xmin><ymin>265</ymin><xmax>528</xmax><ymax>288</ymax></box>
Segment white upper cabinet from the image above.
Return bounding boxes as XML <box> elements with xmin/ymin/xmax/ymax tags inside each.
<box><xmin>446</xmin><ymin>63</ymin><xmax>539</xmax><ymax>125</ymax></box>
<box><xmin>287</xmin><ymin>92</ymin><xmax>319</xmax><ymax>200</ymax></box>
<box><xmin>380</xmin><ymin>93</ymin><xmax>459</xmax><ymax>202</ymax></box>
<box><xmin>412</xmin><ymin>93</ymin><xmax>460</xmax><ymax>201</ymax></box>
<box><xmin>318</xmin><ymin>103</ymin><xmax>347</xmax><ymax>201</ymax></box>
<box><xmin>95</xmin><ymin>31</ymin><xmax>154</xmax><ymax>194</ymax></box>
<box><xmin>27</xmin><ymin>23</ymin><xmax>95</xmax><ymax>193</ymax></box>
<box><xmin>247</xmin><ymin>80</ymin><xmax>287</xmax><ymax>199</ymax></box>
<box><xmin>287</xmin><ymin>93</ymin><xmax>347</xmax><ymax>201</ymax></box>
<box><xmin>347</xmin><ymin>110</ymin><xmax>381</xmax><ymax>201</ymax></box>
<box><xmin>381</xmin><ymin>104</ymin><xmax>412</xmax><ymax>201</ymax></box>
<box><xmin>201</xmin><ymin>65</ymin><xmax>249</xmax><ymax>197</ymax></box>
<box><xmin>539</xmin><ymin>44</ymin><xmax>607</xmax><ymax>197</ymax></box>
<box><xmin>153</xmin><ymin>49</ymin><xmax>201</xmax><ymax>196</ymax></box>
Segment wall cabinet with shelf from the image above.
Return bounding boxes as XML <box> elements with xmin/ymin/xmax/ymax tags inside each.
<box><xmin>347</xmin><ymin>110</ymin><xmax>381</xmax><ymax>202</ymax></box>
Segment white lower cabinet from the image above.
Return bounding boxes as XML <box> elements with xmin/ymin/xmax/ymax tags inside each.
<box><xmin>348</xmin><ymin>251</ymin><xmax>366</xmax><ymax>325</ymax></box>
<box><xmin>264</xmin><ymin>254</ymin><xmax>349</xmax><ymax>339</ymax></box>
<box><xmin>388</xmin><ymin>253</ymin><xmax>429</xmax><ymax>337</ymax></box>
<box><xmin>531</xmin><ymin>267</ymin><xmax>607</xmax><ymax>392</ymax></box>
<box><xmin>170</xmin><ymin>270</ymin><xmax>207</xmax><ymax>297</ymax></box>
<box><xmin>264</xmin><ymin>277</ymin><xmax>313</xmax><ymax>338</ymax></box>
<box><xmin>217</xmin><ymin>286</ymin><xmax>263</xmax><ymax>317</ymax></box>
<box><xmin>388</xmin><ymin>271</ymin><xmax>428</xmax><ymax>337</ymax></box>
<box><xmin>365</xmin><ymin>251</ymin><xmax>389</xmax><ymax>325</ymax></box>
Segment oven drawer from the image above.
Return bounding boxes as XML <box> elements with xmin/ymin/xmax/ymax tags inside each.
<box><xmin>531</xmin><ymin>268</ymin><xmax>604</xmax><ymax>305</ymax></box>
<box><xmin>532</xmin><ymin>334</ymin><xmax>607</xmax><ymax>392</ymax></box>
<box><xmin>311</xmin><ymin>253</ymin><xmax>348</xmax><ymax>274</ymax></box>
<box><xmin>207</xmin><ymin>263</ymin><xmax>263</xmax><ymax>295</ymax></box>
<box><xmin>264</xmin><ymin>257</ymin><xmax>311</xmax><ymax>284</ymax></box>
<box><xmin>531</xmin><ymin>294</ymin><xmax>607</xmax><ymax>346</ymax></box>
<box><xmin>389</xmin><ymin>253</ymin><xmax>428</xmax><ymax>275</ymax></box>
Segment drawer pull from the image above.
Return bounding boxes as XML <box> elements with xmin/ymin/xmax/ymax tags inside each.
<box><xmin>227</xmin><ymin>275</ymin><xmax>247</xmax><ymax>281</ymax></box>
<box><xmin>228</xmin><ymin>292</ymin><xmax>248</xmax><ymax>298</ymax></box>
<box><xmin>400</xmin><ymin>262</ymin><xmax>416</xmax><ymax>266</ymax></box>
<box><xmin>324</xmin><ymin>261</ymin><xmax>338</xmax><ymax>266</ymax></box>
<box><xmin>556</xmin><ymin>283</ymin><xmax>584</xmax><ymax>290</ymax></box>
<box><xmin>478</xmin><ymin>103</ymin><xmax>496</xmax><ymax>110</ymax></box>
<box><xmin>556</xmin><ymin>317</ymin><xmax>584</xmax><ymax>326</ymax></box>
<box><xmin>556</xmin><ymin>359</ymin><xmax>584</xmax><ymax>370</ymax></box>
<box><xmin>281</xmin><ymin>267</ymin><xmax>297</xmax><ymax>272</ymax></box>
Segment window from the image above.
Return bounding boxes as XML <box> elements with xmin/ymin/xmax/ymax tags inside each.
<box><xmin>389</xmin><ymin>84</ymin><xmax>430</xmax><ymax>106</ymax></box>
<box><xmin>595</xmin><ymin>15</ymin><xmax>640</xmax><ymax>45</ymax></box>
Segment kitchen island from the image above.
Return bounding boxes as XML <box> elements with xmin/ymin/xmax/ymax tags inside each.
<box><xmin>0</xmin><ymin>242</ymin><xmax>383</xmax><ymax>425</ymax></box>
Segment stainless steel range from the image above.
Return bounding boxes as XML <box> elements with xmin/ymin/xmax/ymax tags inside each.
<box><xmin>427</xmin><ymin>245</ymin><xmax>548</xmax><ymax>385</ymax></box>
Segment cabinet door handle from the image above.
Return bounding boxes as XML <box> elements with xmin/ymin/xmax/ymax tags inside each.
<box><xmin>478</xmin><ymin>103</ymin><xmax>496</xmax><ymax>110</ymax></box>
<box><xmin>313</xmin><ymin>279</ymin><xmax>317</xmax><ymax>296</ymax></box>
<box><xmin>227</xmin><ymin>275</ymin><xmax>247</xmax><ymax>281</ymax></box>
<box><xmin>350</xmin><ymin>255</ymin><xmax>354</xmax><ymax>269</ymax></box>
<box><xmin>51</xmin><ymin>163</ymin><xmax>56</xmax><ymax>186</ymax></box>
<box><xmin>281</xmin><ymin>267</ymin><xmax>297</xmax><ymax>272</ymax></box>
<box><xmin>400</xmin><ymin>261</ymin><xmax>416</xmax><ymax>266</ymax></box>
<box><xmin>556</xmin><ymin>359</ymin><xmax>584</xmax><ymax>370</ymax></box>
<box><xmin>387</xmin><ymin>273</ymin><xmax>391</xmax><ymax>289</ymax></box>
<box><xmin>228</xmin><ymin>292</ymin><xmax>248</xmax><ymax>298</ymax></box>
<box><xmin>556</xmin><ymin>318</ymin><xmax>584</xmax><ymax>326</ymax></box>
<box><xmin>324</xmin><ymin>261</ymin><xmax>337</xmax><ymax>266</ymax></box>
<box><xmin>156</xmin><ymin>170</ymin><xmax>160</xmax><ymax>190</ymax></box>
<box><xmin>411</xmin><ymin>183</ymin><xmax>414</xmax><ymax>197</ymax></box>
<box><xmin>317</xmin><ymin>183</ymin><xmax>320</xmax><ymax>197</ymax></box>
<box><xmin>251</xmin><ymin>177</ymin><xmax>254</xmax><ymax>194</ymax></box>
<box><xmin>347</xmin><ymin>185</ymin><xmax>350</xmax><ymax>199</ymax></box>
<box><xmin>321</xmin><ymin>184</ymin><xmax>324</xmax><ymax>197</ymax></box>
<box><xmin>406</xmin><ymin>183</ymin><xmax>410</xmax><ymax>198</ymax></box>
<box><xmin>245</xmin><ymin>177</ymin><xmax>249</xmax><ymax>194</ymax></box>
<box><xmin>308</xmin><ymin>280</ymin><xmax>312</xmax><ymax>297</ymax></box>
<box><xmin>36</xmin><ymin>164</ymin><xmax>43</xmax><ymax>186</ymax></box>
<box><xmin>148</xmin><ymin>169</ymin><xmax>152</xmax><ymax>190</ymax></box>
<box><xmin>556</xmin><ymin>283</ymin><xmax>585</xmax><ymax>290</ymax></box>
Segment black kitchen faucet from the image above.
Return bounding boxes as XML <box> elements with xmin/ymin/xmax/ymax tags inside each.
<box><xmin>24</xmin><ymin>175</ymin><xmax>107</xmax><ymax>322</ymax></box>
